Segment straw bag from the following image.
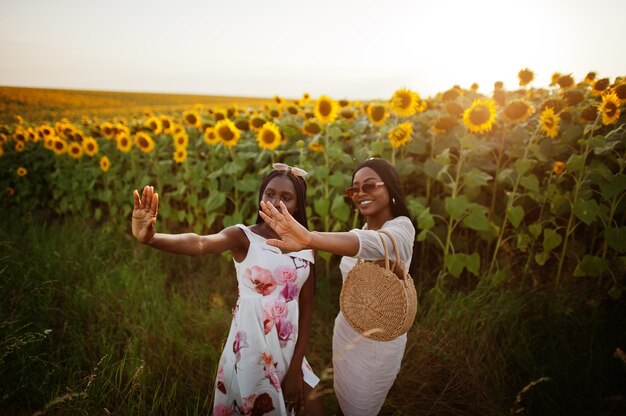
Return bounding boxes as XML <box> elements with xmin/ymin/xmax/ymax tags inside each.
<box><xmin>339</xmin><ymin>229</ymin><xmax>417</xmax><ymax>341</ymax></box>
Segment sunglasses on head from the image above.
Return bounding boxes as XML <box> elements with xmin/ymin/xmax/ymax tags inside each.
<box><xmin>272</xmin><ymin>163</ymin><xmax>308</xmax><ymax>177</ymax></box>
<box><xmin>345</xmin><ymin>181</ymin><xmax>385</xmax><ymax>198</ymax></box>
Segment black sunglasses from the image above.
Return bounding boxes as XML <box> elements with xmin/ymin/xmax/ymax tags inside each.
<box><xmin>345</xmin><ymin>181</ymin><xmax>385</xmax><ymax>198</ymax></box>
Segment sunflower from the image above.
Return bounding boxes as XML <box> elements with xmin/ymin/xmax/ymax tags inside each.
<box><xmin>135</xmin><ymin>132</ymin><xmax>155</xmax><ymax>153</ymax></box>
<box><xmin>204</xmin><ymin>127</ymin><xmax>219</xmax><ymax>145</ymax></box>
<box><xmin>367</xmin><ymin>102</ymin><xmax>389</xmax><ymax>126</ymax></box>
<box><xmin>0</xmin><ymin>146</ymin><xmax>3</xmax><ymax>158</ymax></box>
<box><xmin>470</xmin><ymin>83</ymin><xmax>479</xmax><ymax>92</ymax></box>
<box><xmin>53</xmin><ymin>138</ymin><xmax>68</xmax><ymax>155</ymax></box>
<box><xmin>598</xmin><ymin>92</ymin><xmax>621</xmax><ymax>125</ymax></box>
<box><xmin>308</xmin><ymin>140</ymin><xmax>324</xmax><ymax>153</ymax></box>
<box><xmin>256</xmin><ymin>122</ymin><xmax>282</xmax><ymax>151</ymax></box>
<box><xmin>540</xmin><ymin>107</ymin><xmax>560</xmax><ymax>138</ymax></box>
<box><xmin>173</xmin><ymin>147</ymin><xmax>187</xmax><ymax>164</ymax></box>
<box><xmin>591</xmin><ymin>78</ymin><xmax>610</xmax><ymax>96</ymax></box>
<box><xmin>268</xmin><ymin>107</ymin><xmax>282</xmax><ymax>119</ymax></box>
<box><xmin>116</xmin><ymin>134</ymin><xmax>132</xmax><ymax>153</ymax></box>
<box><xmin>99</xmin><ymin>155</ymin><xmax>111</xmax><ymax>172</ymax></box>
<box><xmin>16</xmin><ymin>167</ymin><xmax>27</xmax><ymax>176</ymax></box>
<box><xmin>552</xmin><ymin>161</ymin><xmax>565</xmax><ymax>176</ymax></box>
<box><xmin>561</xmin><ymin>89</ymin><xmax>584</xmax><ymax>107</ymax></box>
<box><xmin>161</xmin><ymin>115</ymin><xmax>174</xmax><ymax>133</ymax></box>
<box><xmin>442</xmin><ymin>87</ymin><xmax>462</xmax><ymax>102</ymax></box>
<box><xmin>518</xmin><ymin>68</ymin><xmax>534</xmax><ymax>86</ymax></box>
<box><xmin>67</xmin><ymin>142</ymin><xmax>84</xmax><ymax>159</ymax></box>
<box><xmin>100</xmin><ymin>122</ymin><xmax>114</xmax><ymax>139</ymax></box>
<box><xmin>234</xmin><ymin>119</ymin><xmax>250</xmax><ymax>132</ymax></box>
<box><xmin>215</xmin><ymin>119</ymin><xmax>241</xmax><ymax>147</ymax></box>
<box><xmin>183</xmin><ymin>110</ymin><xmax>202</xmax><ymax>128</ymax></box>
<box><xmin>15</xmin><ymin>141</ymin><xmax>25</xmax><ymax>152</ymax></box>
<box><xmin>302</xmin><ymin>93</ymin><xmax>311</xmax><ymax>102</ymax></box>
<box><xmin>584</xmin><ymin>71</ymin><xmax>597</xmax><ymax>85</ymax></box>
<box><xmin>173</xmin><ymin>133</ymin><xmax>189</xmax><ymax>149</ymax></box>
<box><xmin>213</xmin><ymin>109</ymin><xmax>227</xmax><ymax>121</ymax></box>
<box><xmin>391</xmin><ymin>88</ymin><xmax>420</xmax><ymax>116</ymax></box>
<box><xmin>44</xmin><ymin>137</ymin><xmax>56</xmax><ymax>151</ymax></box>
<box><xmin>540</xmin><ymin>99</ymin><xmax>563</xmax><ymax>114</ymax></box>
<box><xmin>463</xmin><ymin>99</ymin><xmax>498</xmax><ymax>133</ymax></box>
<box><xmin>388</xmin><ymin>122</ymin><xmax>413</xmax><ymax>148</ymax></box>
<box><xmin>339</xmin><ymin>108</ymin><xmax>357</xmax><ymax>121</ymax></box>
<box><xmin>249</xmin><ymin>115</ymin><xmax>267</xmax><ymax>132</ymax></box>
<box><xmin>443</xmin><ymin>101</ymin><xmax>464</xmax><ymax>118</ymax></box>
<box><xmin>83</xmin><ymin>137</ymin><xmax>99</xmax><ymax>157</ymax></box>
<box><xmin>503</xmin><ymin>100</ymin><xmax>534</xmax><ymax>123</ymax></box>
<box><xmin>302</xmin><ymin>119</ymin><xmax>322</xmax><ymax>136</ymax></box>
<box><xmin>557</xmin><ymin>74</ymin><xmax>574</xmax><ymax>88</ymax></box>
<box><xmin>5</xmin><ymin>187</ymin><xmax>14</xmax><ymax>196</ymax></box>
<box><xmin>613</xmin><ymin>82</ymin><xmax>626</xmax><ymax>104</ymax></box>
<box><xmin>550</xmin><ymin>72</ymin><xmax>562</xmax><ymax>86</ymax></box>
<box><xmin>314</xmin><ymin>95</ymin><xmax>339</xmax><ymax>124</ymax></box>
<box><xmin>144</xmin><ymin>116</ymin><xmax>162</xmax><ymax>135</ymax></box>
<box><xmin>580</xmin><ymin>105</ymin><xmax>598</xmax><ymax>124</ymax></box>
<box><xmin>274</xmin><ymin>95</ymin><xmax>285</xmax><ymax>106</ymax></box>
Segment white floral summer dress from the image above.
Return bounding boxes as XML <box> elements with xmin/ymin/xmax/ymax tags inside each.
<box><xmin>213</xmin><ymin>224</ymin><xmax>319</xmax><ymax>416</ymax></box>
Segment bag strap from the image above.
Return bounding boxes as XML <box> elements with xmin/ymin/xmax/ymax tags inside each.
<box><xmin>378</xmin><ymin>229</ymin><xmax>407</xmax><ymax>279</ymax></box>
<box><xmin>377</xmin><ymin>232</ymin><xmax>391</xmax><ymax>270</ymax></box>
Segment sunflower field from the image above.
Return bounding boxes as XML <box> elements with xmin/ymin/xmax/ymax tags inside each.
<box><xmin>1</xmin><ymin>70</ymin><xmax>626</xmax><ymax>415</ymax></box>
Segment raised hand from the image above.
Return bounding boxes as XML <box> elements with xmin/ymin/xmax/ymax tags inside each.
<box><xmin>259</xmin><ymin>200</ymin><xmax>312</xmax><ymax>252</ymax></box>
<box><xmin>132</xmin><ymin>185</ymin><xmax>159</xmax><ymax>244</ymax></box>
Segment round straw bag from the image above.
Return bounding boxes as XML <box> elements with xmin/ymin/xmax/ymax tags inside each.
<box><xmin>340</xmin><ymin>229</ymin><xmax>417</xmax><ymax>341</ymax></box>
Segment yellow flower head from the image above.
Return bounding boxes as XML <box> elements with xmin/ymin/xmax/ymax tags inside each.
<box><xmin>161</xmin><ymin>115</ymin><xmax>174</xmax><ymax>133</ymax></box>
<box><xmin>598</xmin><ymin>92</ymin><xmax>621</xmax><ymax>125</ymax></box>
<box><xmin>391</xmin><ymin>88</ymin><xmax>421</xmax><ymax>117</ymax></box>
<box><xmin>116</xmin><ymin>134</ymin><xmax>132</xmax><ymax>153</ymax></box>
<box><xmin>584</xmin><ymin>71</ymin><xmax>597</xmax><ymax>85</ymax></box>
<box><xmin>53</xmin><ymin>138</ymin><xmax>68</xmax><ymax>155</ymax></box>
<box><xmin>144</xmin><ymin>116</ymin><xmax>162</xmax><ymax>135</ymax></box>
<box><xmin>339</xmin><ymin>108</ymin><xmax>357</xmax><ymax>122</ymax></box>
<box><xmin>83</xmin><ymin>137</ymin><xmax>99</xmax><ymax>157</ymax></box>
<box><xmin>302</xmin><ymin>119</ymin><xmax>322</xmax><ymax>136</ymax></box>
<box><xmin>613</xmin><ymin>82</ymin><xmax>626</xmax><ymax>104</ymax></box>
<box><xmin>503</xmin><ymin>100</ymin><xmax>535</xmax><ymax>123</ymax></box>
<box><xmin>553</xmin><ymin>161</ymin><xmax>565</xmax><ymax>176</ymax></box>
<box><xmin>302</xmin><ymin>92</ymin><xmax>311</xmax><ymax>102</ymax></box>
<box><xmin>15</xmin><ymin>141</ymin><xmax>25</xmax><ymax>152</ymax></box>
<box><xmin>183</xmin><ymin>110</ymin><xmax>202</xmax><ymax>128</ymax></box>
<box><xmin>274</xmin><ymin>95</ymin><xmax>285</xmax><ymax>106</ymax></box>
<box><xmin>204</xmin><ymin>127</ymin><xmax>219</xmax><ymax>145</ymax></box>
<box><xmin>388</xmin><ymin>122</ymin><xmax>413</xmax><ymax>148</ymax></box>
<box><xmin>249</xmin><ymin>115</ymin><xmax>267</xmax><ymax>132</ymax></box>
<box><xmin>540</xmin><ymin>107</ymin><xmax>560</xmax><ymax>138</ymax></box>
<box><xmin>432</xmin><ymin>115</ymin><xmax>458</xmax><ymax>133</ymax></box>
<box><xmin>557</xmin><ymin>74</ymin><xmax>574</xmax><ymax>89</ymax></box>
<box><xmin>134</xmin><ymin>132</ymin><xmax>155</xmax><ymax>154</ymax></box>
<box><xmin>518</xmin><ymin>68</ymin><xmax>534</xmax><ymax>86</ymax></box>
<box><xmin>580</xmin><ymin>105</ymin><xmax>598</xmax><ymax>124</ymax></box>
<box><xmin>215</xmin><ymin>119</ymin><xmax>241</xmax><ymax>147</ymax></box>
<box><xmin>314</xmin><ymin>95</ymin><xmax>339</xmax><ymax>124</ymax></box>
<box><xmin>256</xmin><ymin>122</ymin><xmax>282</xmax><ymax>151</ymax></box>
<box><xmin>234</xmin><ymin>118</ymin><xmax>250</xmax><ymax>132</ymax></box>
<box><xmin>591</xmin><ymin>78</ymin><xmax>610</xmax><ymax>96</ymax></box>
<box><xmin>173</xmin><ymin>133</ymin><xmax>189</xmax><ymax>149</ymax></box>
<box><xmin>99</xmin><ymin>155</ymin><xmax>111</xmax><ymax>172</ymax></box>
<box><xmin>17</xmin><ymin>167</ymin><xmax>27</xmax><ymax>176</ymax></box>
<box><xmin>463</xmin><ymin>99</ymin><xmax>498</xmax><ymax>133</ymax></box>
<box><xmin>173</xmin><ymin>147</ymin><xmax>187</xmax><ymax>164</ymax></box>
<box><xmin>68</xmin><ymin>142</ymin><xmax>84</xmax><ymax>159</ymax></box>
<box><xmin>367</xmin><ymin>102</ymin><xmax>389</xmax><ymax>126</ymax></box>
<box><xmin>308</xmin><ymin>140</ymin><xmax>324</xmax><ymax>153</ymax></box>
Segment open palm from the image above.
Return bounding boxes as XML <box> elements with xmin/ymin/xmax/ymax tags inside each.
<box><xmin>132</xmin><ymin>185</ymin><xmax>159</xmax><ymax>244</ymax></box>
<box><xmin>259</xmin><ymin>200</ymin><xmax>310</xmax><ymax>251</ymax></box>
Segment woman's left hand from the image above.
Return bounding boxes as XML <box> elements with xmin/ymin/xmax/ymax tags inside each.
<box><xmin>259</xmin><ymin>200</ymin><xmax>312</xmax><ymax>251</ymax></box>
<box><xmin>281</xmin><ymin>367</ymin><xmax>304</xmax><ymax>414</ymax></box>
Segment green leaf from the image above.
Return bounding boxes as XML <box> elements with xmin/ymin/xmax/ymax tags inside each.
<box><xmin>573</xmin><ymin>199</ymin><xmax>599</xmax><ymax>225</ymax></box>
<box><xmin>496</xmin><ymin>168</ymin><xmax>513</xmax><ymax>184</ymax></box>
<box><xmin>328</xmin><ymin>172</ymin><xmax>349</xmax><ymax>188</ymax></box>
<box><xmin>598</xmin><ymin>174</ymin><xmax>626</xmax><ymax>200</ymax></box>
<box><xmin>444</xmin><ymin>253</ymin><xmax>465</xmax><ymax>277</ymax></box>
<box><xmin>566</xmin><ymin>154</ymin><xmax>585</xmax><ymax>173</ymax></box>
<box><xmin>204</xmin><ymin>192</ymin><xmax>226</xmax><ymax>211</ymax></box>
<box><xmin>459</xmin><ymin>135</ymin><xmax>478</xmax><ymax>149</ymax></box>
<box><xmin>528</xmin><ymin>223</ymin><xmax>542</xmax><ymax>239</ymax></box>
<box><xmin>371</xmin><ymin>141</ymin><xmax>385</xmax><ymax>156</ymax></box>
<box><xmin>234</xmin><ymin>175</ymin><xmax>260</xmax><ymax>193</ymax></box>
<box><xmin>417</xmin><ymin>229</ymin><xmax>429</xmax><ymax>242</ymax></box>
<box><xmin>608</xmin><ymin>285</ymin><xmax>623</xmax><ymax>300</ymax></box>
<box><xmin>515</xmin><ymin>160</ymin><xmax>533</xmax><ymax>176</ymax></box>
<box><xmin>223</xmin><ymin>212</ymin><xmax>244</xmax><ymax>227</ymax></box>
<box><xmin>423</xmin><ymin>158</ymin><xmax>443</xmax><ymax>180</ymax></box>
<box><xmin>535</xmin><ymin>251</ymin><xmax>550</xmax><ymax>266</ymax></box>
<box><xmin>463</xmin><ymin>206</ymin><xmax>491</xmax><ymax>231</ymax></box>
<box><xmin>520</xmin><ymin>174</ymin><xmax>540</xmax><ymax>193</ymax></box>
<box><xmin>329</xmin><ymin>126</ymin><xmax>343</xmax><ymax>139</ymax></box>
<box><xmin>445</xmin><ymin>195</ymin><xmax>469</xmax><ymax>220</ymax></box>
<box><xmin>159</xmin><ymin>202</ymin><xmax>170</xmax><ymax>218</ymax></box>
<box><xmin>517</xmin><ymin>233</ymin><xmax>531</xmax><ymax>251</ymax></box>
<box><xmin>314</xmin><ymin>198</ymin><xmax>330</xmax><ymax>217</ymax></box>
<box><xmin>574</xmin><ymin>255</ymin><xmax>609</xmax><ymax>277</ymax></box>
<box><xmin>417</xmin><ymin>208</ymin><xmax>435</xmax><ymax>230</ymax></box>
<box><xmin>605</xmin><ymin>227</ymin><xmax>626</xmax><ymax>253</ymax></box>
<box><xmin>331</xmin><ymin>195</ymin><xmax>350</xmax><ymax>223</ymax></box>
<box><xmin>177</xmin><ymin>209</ymin><xmax>186</xmax><ymax>223</ymax></box>
<box><xmin>542</xmin><ymin>228</ymin><xmax>562</xmax><ymax>252</ymax></box>
<box><xmin>508</xmin><ymin>205</ymin><xmax>525</xmax><ymax>228</ymax></box>
<box><xmin>435</xmin><ymin>148</ymin><xmax>451</xmax><ymax>165</ymax></box>
<box><xmin>465</xmin><ymin>252</ymin><xmax>480</xmax><ymax>276</ymax></box>
<box><xmin>463</xmin><ymin>168</ymin><xmax>492</xmax><ymax>188</ymax></box>
<box><xmin>188</xmin><ymin>193</ymin><xmax>198</xmax><ymax>207</ymax></box>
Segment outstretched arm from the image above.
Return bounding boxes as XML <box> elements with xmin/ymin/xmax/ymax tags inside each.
<box><xmin>132</xmin><ymin>185</ymin><xmax>245</xmax><ymax>257</ymax></box>
<box><xmin>259</xmin><ymin>200</ymin><xmax>360</xmax><ymax>257</ymax></box>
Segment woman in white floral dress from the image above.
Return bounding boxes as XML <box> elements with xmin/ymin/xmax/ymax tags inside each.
<box><xmin>131</xmin><ymin>165</ymin><xmax>325</xmax><ymax>416</ymax></box>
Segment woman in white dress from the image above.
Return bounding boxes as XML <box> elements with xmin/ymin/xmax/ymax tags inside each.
<box><xmin>259</xmin><ymin>158</ymin><xmax>416</xmax><ymax>416</ymax></box>
<box><xmin>131</xmin><ymin>164</ymin><xmax>326</xmax><ymax>416</ymax></box>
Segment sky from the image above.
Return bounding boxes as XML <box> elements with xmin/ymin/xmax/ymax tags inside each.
<box><xmin>1</xmin><ymin>0</ymin><xmax>625</xmax><ymax>100</ymax></box>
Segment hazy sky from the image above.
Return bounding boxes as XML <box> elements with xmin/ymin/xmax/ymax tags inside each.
<box><xmin>1</xmin><ymin>0</ymin><xmax>624</xmax><ymax>100</ymax></box>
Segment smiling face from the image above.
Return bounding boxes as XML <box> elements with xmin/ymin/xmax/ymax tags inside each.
<box><xmin>261</xmin><ymin>176</ymin><xmax>298</xmax><ymax>216</ymax></box>
<box><xmin>350</xmin><ymin>167</ymin><xmax>393</xmax><ymax>222</ymax></box>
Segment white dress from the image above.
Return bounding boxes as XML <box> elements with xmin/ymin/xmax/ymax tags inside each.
<box><xmin>213</xmin><ymin>224</ymin><xmax>319</xmax><ymax>416</ymax></box>
<box><xmin>332</xmin><ymin>216</ymin><xmax>415</xmax><ymax>416</ymax></box>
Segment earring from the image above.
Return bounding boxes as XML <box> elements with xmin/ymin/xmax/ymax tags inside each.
<box><xmin>392</xmin><ymin>197</ymin><xmax>396</xmax><ymax>205</ymax></box>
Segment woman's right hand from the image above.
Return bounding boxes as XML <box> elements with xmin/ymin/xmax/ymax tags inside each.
<box><xmin>132</xmin><ymin>185</ymin><xmax>159</xmax><ymax>244</ymax></box>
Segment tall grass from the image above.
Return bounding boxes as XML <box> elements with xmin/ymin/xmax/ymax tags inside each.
<box><xmin>2</xmin><ymin>214</ymin><xmax>625</xmax><ymax>415</ymax></box>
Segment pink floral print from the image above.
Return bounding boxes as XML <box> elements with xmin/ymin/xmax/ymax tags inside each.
<box><xmin>245</xmin><ymin>266</ymin><xmax>277</xmax><ymax>295</ymax></box>
<box><xmin>280</xmin><ymin>282</ymin><xmax>299</xmax><ymax>302</ymax></box>
<box><xmin>273</xmin><ymin>265</ymin><xmax>297</xmax><ymax>284</ymax></box>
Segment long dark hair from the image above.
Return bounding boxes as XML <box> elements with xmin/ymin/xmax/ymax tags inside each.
<box><xmin>255</xmin><ymin>169</ymin><xmax>309</xmax><ymax>229</ymax></box>
<box><xmin>352</xmin><ymin>158</ymin><xmax>418</xmax><ymax>276</ymax></box>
